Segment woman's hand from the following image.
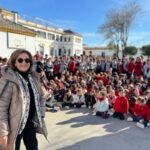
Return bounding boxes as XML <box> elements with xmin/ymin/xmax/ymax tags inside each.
<box><xmin>0</xmin><ymin>136</ymin><xmax>7</xmax><ymax>148</ymax></box>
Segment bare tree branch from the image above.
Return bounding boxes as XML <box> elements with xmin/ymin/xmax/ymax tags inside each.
<box><xmin>97</xmin><ymin>0</ymin><xmax>141</xmax><ymax>57</ymax></box>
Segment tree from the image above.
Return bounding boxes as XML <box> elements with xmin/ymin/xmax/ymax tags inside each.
<box><xmin>124</xmin><ymin>46</ymin><xmax>137</xmax><ymax>55</ymax></box>
<box><xmin>141</xmin><ymin>45</ymin><xmax>150</xmax><ymax>56</ymax></box>
<box><xmin>107</xmin><ymin>41</ymin><xmax>118</xmax><ymax>51</ymax></box>
<box><xmin>97</xmin><ymin>1</ymin><xmax>141</xmax><ymax>57</ymax></box>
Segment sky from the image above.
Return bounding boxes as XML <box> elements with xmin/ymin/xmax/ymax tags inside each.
<box><xmin>0</xmin><ymin>0</ymin><xmax>150</xmax><ymax>47</ymax></box>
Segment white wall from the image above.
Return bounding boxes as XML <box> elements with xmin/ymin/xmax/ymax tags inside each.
<box><xmin>0</xmin><ymin>31</ymin><xmax>15</xmax><ymax>57</ymax></box>
<box><xmin>84</xmin><ymin>49</ymin><xmax>115</xmax><ymax>56</ymax></box>
<box><xmin>0</xmin><ymin>31</ymin><xmax>36</xmax><ymax>58</ymax></box>
<box><xmin>25</xmin><ymin>36</ymin><xmax>36</xmax><ymax>55</ymax></box>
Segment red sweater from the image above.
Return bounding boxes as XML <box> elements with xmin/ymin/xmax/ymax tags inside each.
<box><xmin>134</xmin><ymin>62</ymin><xmax>143</xmax><ymax>76</ymax></box>
<box><xmin>113</xmin><ymin>96</ymin><xmax>129</xmax><ymax>113</ymax></box>
<box><xmin>146</xmin><ymin>107</ymin><xmax>150</xmax><ymax>121</ymax></box>
<box><xmin>127</xmin><ymin>62</ymin><xmax>135</xmax><ymax>74</ymax></box>
<box><xmin>54</xmin><ymin>64</ymin><xmax>59</xmax><ymax>73</ymax></box>
<box><xmin>95</xmin><ymin>75</ymin><xmax>109</xmax><ymax>85</ymax></box>
<box><xmin>69</xmin><ymin>61</ymin><xmax>76</xmax><ymax>72</ymax></box>
<box><xmin>132</xmin><ymin>104</ymin><xmax>147</xmax><ymax>118</ymax></box>
<box><xmin>118</xmin><ymin>64</ymin><xmax>123</xmax><ymax>74</ymax></box>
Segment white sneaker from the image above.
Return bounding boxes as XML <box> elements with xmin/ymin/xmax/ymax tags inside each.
<box><xmin>139</xmin><ymin>119</ymin><xmax>144</xmax><ymax>123</ymax></box>
<box><xmin>127</xmin><ymin>117</ymin><xmax>133</xmax><ymax>122</ymax></box>
<box><xmin>136</xmin><ymin>122</ymin><xmax>145</xmax><ymax>129</ymax></box>
<box><xmin>88</xmin><ymin>106</ymin><xmax>91</xmax><ymax>109</ymax></box>
<box><xmin>108</xmin><ymin>111</ymin><xmax>114</xmax><ymax>116</ymax></box>
<box><xmin>92</xmin><ymin>111</ymin><xmax>96</xmax><ymax>115</ymax></box>
<box><xmin>147</xmin><ymin>122</ymin><xmax>150</xmax><ymax>127</ymax></box>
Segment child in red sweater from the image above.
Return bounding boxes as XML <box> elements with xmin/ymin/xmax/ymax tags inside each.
<box><xmin>113</xmin><ymin>88</ymin><xmax>129</xmax><ymax>120</ymax></box>
<box><xmin>127</xmin><ymin>97</ymin><xmax>146</xmax><ymax>122</ymax></box>
<box><xmin>137</xmin><ymin>99</ymin><xmax>150</xmax><ymax>128</ymax></box>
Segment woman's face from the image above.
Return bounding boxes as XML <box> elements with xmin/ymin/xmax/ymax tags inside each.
<box><xmin>15</xmin><ymin>53</ymin><xmax>31</xmax><ymax>72</ymax></box>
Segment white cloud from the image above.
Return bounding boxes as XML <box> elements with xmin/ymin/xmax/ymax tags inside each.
<box><xmin>51</xmin><ymin>19</ymin><xmax>79</xmax><ymax>30</ymax></box>
<box><xmin>81</xmin><ymin>32</ymin><xmax>101</xmax><ymax>38</ymax></box>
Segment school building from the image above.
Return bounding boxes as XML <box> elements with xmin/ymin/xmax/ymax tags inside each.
<box><xmin>0</xmin><ymin>6</ymin><xmax>83</xmax><ymax>58</ymax></box>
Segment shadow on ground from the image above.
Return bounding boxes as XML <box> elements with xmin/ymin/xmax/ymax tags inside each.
<box><xmin>55</xmin><ymin>108</ymin><xmax>150</xmax><ymax>150</ymax></box>
<box><xmin>56</xmin><ymin>130</ymin><xmax>150</xmax><ymax>150</ymax></box>
<box><xmin>57</xmin><ymin>108</ymin><xmax>130</xmax><ymax>131</ymax></box>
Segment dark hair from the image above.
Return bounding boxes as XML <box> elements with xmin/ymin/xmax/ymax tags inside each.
<box><xmin>147</xmin><ymin>99</ymin><xmax>150</xmax><ymax>106</ymax></box>
<box><xmin>130</xmin><ymin>96</ymin><xmax>137</xmax><ymax>102</ymax></box>
<box><xmin>138</xmin><ymin>97</ymin><xmax>145</xmax><ymax>103</ymax></box>
<box><xmin>9</xmin><ymin>49</ymin><xmax>33</xmax><ymax>70</ymax></box>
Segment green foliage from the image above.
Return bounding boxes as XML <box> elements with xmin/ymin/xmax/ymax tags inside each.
<box><xmin>141</xmin><ymin>45</ymin><xmax>150</xmax><ymax>56</ymax></box>
<box><xmin>124</xmin><ymin>46</ymin><xmax>137</xmax><ymax>55</ymax></box>
<box><xmin>107</xmin><ymin>41</ymin><xmax>118</xmax><ymax>51</ymax></box>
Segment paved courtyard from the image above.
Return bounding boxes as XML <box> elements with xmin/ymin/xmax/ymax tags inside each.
<box><xmin>22</xmin><ymin>108</ymin><xmax>150</xmax><ymax>150</ymax></box>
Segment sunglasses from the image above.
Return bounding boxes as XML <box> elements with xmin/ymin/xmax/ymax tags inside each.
<box><xmin>17</xmin><ymin>58</ymin><xmax>31</xmax><ymax>63</ymax></box>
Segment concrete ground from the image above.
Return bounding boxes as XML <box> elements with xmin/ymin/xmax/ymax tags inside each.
<box><xmin>21</xmin><ymin>108</ymin><xmax>150</xmax><ymax>150</ymax></box>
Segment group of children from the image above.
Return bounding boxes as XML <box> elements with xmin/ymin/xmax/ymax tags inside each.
<box><xmin>1</xmin><ymin>53</ymin><xmax>150</xmax><ymax>129</ymax></box>
<box><xmin>44</xmin><ymin>67</ymin><xmax>150</xmax><ymax>129</ymax></box>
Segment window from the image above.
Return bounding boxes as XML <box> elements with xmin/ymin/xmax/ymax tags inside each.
<box><xmin>68</xmin><ymin>37</ymin><xmax>71</xmax><ymax>42</ymax></box>
<box><xmin>37</xmin><ymin>31</ymin><xmax>46</xmax><ymax>39</ymax></box>
<box><xmin>56</xmin><ymin>35</ymin><xmax>59</xmax><ymax>41</ymax></box>
<box><xmin>52</xmin><ymin>34</ymin><xmax>55</xmax><ymax>40</ymax></box>
<box><xmin>58</xmin><ymin>49</ymin><xmax>62</xmax><ymax>56</ymax></box>
<box><xmin>48</xmin><ymin>33</ymin><xmax>55</xmax><ymax>40</ymax></box>
<box><xmin>68</xmin><ymin>49</ymin><xmax>71</xmax><ymax>56</ymax></box>
<box><xmin>60</xmin><ymin>36</ymin><xmax>63</xmax><ymax>42</ymax></box>
<box><xmin>64</xmin><ymin>49</ymin><xmax>66</xmax><ymax>55</ymax></box>
<box><xmin>64</xmin><ymin>37</ymin><xmax>67</xmax><ymax>42</ymax></box>
<box><xmin>50</xmin><ymin>47</ymin><xmax>54</xmax><ymax>56</ymax></box>
<box><xmin>101</xmin><ymin>52</ymin><xmax>105</xmax><ymax>57</ymax></box>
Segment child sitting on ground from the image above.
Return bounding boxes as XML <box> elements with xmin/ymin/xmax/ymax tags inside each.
<box><xmin>85</xmin><ymin>89</ymin><xmax>96</xmax><ymax>109</ymax></box>
<box><xmin>127</xmin><ymin>97</ymin><xmax>146</xmax><ymax>122</ymax></box>
<box><xmin>62</xmin><ymin>89</ymin><xmax>74</xmax><ymax>109</ymax></box>
<box><xmin>94</xmin><ymin>91</ymin><xmax>109</xmax><ymax>119</ymax></box>
<box><xmin>107</xmin><ymin>89</ymin><xmax>116</xmax><ymax>109</ymax></box>
<box><xmin>128</xmin><ymin>96</ymin><xmax>138</xmax><ymax>115</ymax></box>
<box><xmin>136</xmin><ymin>99</ymin><xmax>150</xmax><ymax>128</ymax></box>
<box><xmin>113</xmin><ymin>87</ymin><xmax>129</xmax><ymax>120</ymax></box>
<box><xmin>72</xmin><ymin>88</ymin><xmax>85</xmax><ymax>108</ymax></box>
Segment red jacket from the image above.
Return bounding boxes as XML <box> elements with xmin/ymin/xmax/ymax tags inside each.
<box><xmin>145</xmin><ymin>106</ymin><xmax>150</xmax><ymax>121</ymax></box>
<box><xmin>118</xmin><ymin>64</ymin><xmax>123</xmax><ymax>74</ymax></box>
<box><xmin>69</xmin><ymin>61</ymin><xmax>76</xmax><ymax>72</ymax></box>
<box><xmin>134</xmin><ymin>62</ymin><xmax>143</xmax><ymax>76</ymax></box>
<box><xmin>113</xmin><ymin>96</ymin><xmax>129</xmax><ymax>113</ymax></box>
<box><xmin>54</xmin><ymin>64</ymin><xmax>59</xmax><ymax>73</ymax></box>
<box><xmin>94</xmin><ymin>75</ymin><xmax>109</xmax><ymax>85</ymax></box>
<box><xmin>132</xmin><ymin>104</ymin><xmax>147</xmax><ymax>118</ymax></box>
<box><xmin>86</xmin><ymin>85</ymin><xmax>92</xmax><ymax>93</ymax></box>
<box><xmin>127</xmin><ymin>62</ymin><xmax>135</xmax><ymax>74</ymax></box>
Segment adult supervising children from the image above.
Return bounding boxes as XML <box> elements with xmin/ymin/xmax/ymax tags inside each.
<box><xmin>0</xmin><ymin>49</ymin><xmax>47</xmax><ymax>150</ymax></box>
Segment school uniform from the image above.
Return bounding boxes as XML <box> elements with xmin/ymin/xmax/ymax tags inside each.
<box><xmin>113</xmin><ymin>96</ymin><xmax>129</xmax><ymax>120</ymax></box>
